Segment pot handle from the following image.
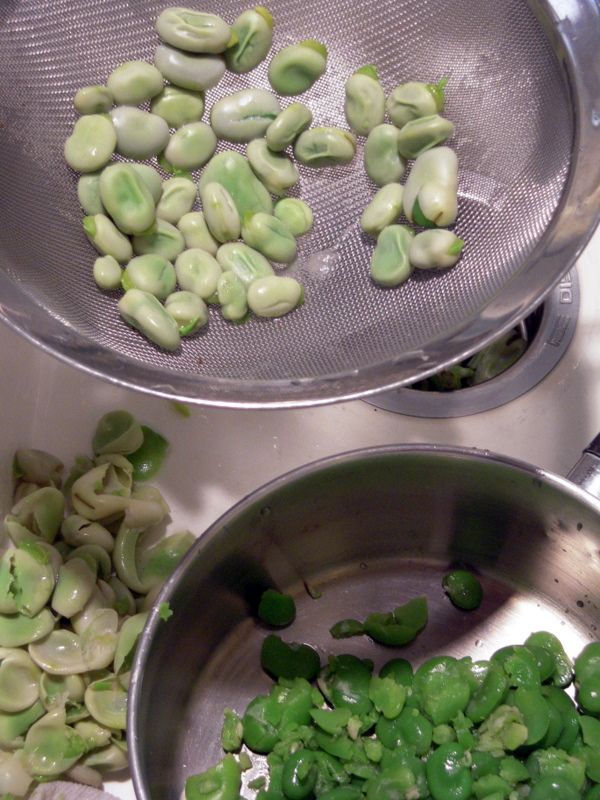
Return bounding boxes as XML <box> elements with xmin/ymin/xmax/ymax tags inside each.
<box><xmin>566</xmin><ymin>434</ymin><xmax>600</xmax><ymax>499</ymax></box>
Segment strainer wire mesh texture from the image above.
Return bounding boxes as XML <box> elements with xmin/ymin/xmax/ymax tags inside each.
<box><xmin>0</xmin><ymin>0</ymin><xmax>599</xmax><ymax>407</ymax></box>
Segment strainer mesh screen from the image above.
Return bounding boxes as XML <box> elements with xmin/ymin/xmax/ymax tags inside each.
<box><xmin>0</xmin><ymin>0</ymin><xmax>571</xmax><ymax>382</ymax></box>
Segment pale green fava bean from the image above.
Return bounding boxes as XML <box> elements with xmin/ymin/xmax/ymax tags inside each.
<box><xmin>210</xmin><ymin>88</ymin><xmax>281</xmax><ymax>143</ymax></box>
<box><xmin>0</xmin><ymin>548</ymin><xmax>54</xmax><ymax>617</ymax></box>
<box><xmin>94</xmin><ymin>253</ymin><xmax>125</xmax><ymax>290</ymax></box>
<box><xmin>226</xmin><ymin>6</ymin><xmax>273</xmax><ymax>73</ymax></box>
<box><xmin>83</xmin><ymin>214</ymin><xmax>133</xmax><ymax>263</ymax></box>
<box><xmin>61</xmin><ymin>515</ymin><xmax>115</xmax><ymax>552</ymax></box>
<box><xmin>265</xmin><ymin>102</ymin><xmax>313</xmax><ymax>152</ymax></box>
<box><xmin>246</xmin><ymin>138</ymin><xmax>299</xmax><ymax>196</ymax></box>
<box><xmin>22</xmin><ymin>708</ymin><xmax>87</xmax><ymax>777</ymax></box>
<box><xmin>163</xmin><ymin>121</ymin><xmax>217</xmax><ymax>171</ymax></box>
<box><xmin>156</xmin><ymin>177</ymin><xmax>198</xmax><ymax>225</ymax></box>
<box><xmin>154</xmin><ymin>43</ymin><xmax>226</xmax><ymax>91</ymax></box>
<box><xmin>0</xmin><ymin>650</ymin><xmax>41</xmax><ymax>713</ymax></box>
<box><xmin>156</xmin><ymin>8</ymin><xmax>233</xmax><ymax>54</ymax></box>
<box><xmin>73</xmin><ymin>85</ymin><xmax>113</xmax><ymax>115</ymax></box>
<box><xmin>118</xmin><ymin>288</ymin><xmax>181</xmax><ymax>351</ymax></box>
<box><xmin>403</xmin><ymin>145</ymin><xmax>459</xmax><ymax>228</ymax></box>
<box><xmin>64</xmin><ymin>115</ymin><xmax>116</xmax><ymax>173</ymax></box>
<box><xmin>128</xmin><ymin>163</ymin><xmax>164</xmax><ymax>204</ymax></box>
<box><xmin>396</xmin><ymin>114</ymin><xmax>455</xmax><ymax>160</ymax></box>
<box><xmin>360</xmin><ymin>183</ymin><xmax>404</xmax><ymax>238</ymax></box>
<box><xmin>85</xmin><ymin>678</ymin><xmax>127</xmax><ymax>729</ymax></box>
<box><xmin>344</xmin><ymin>66</ymin><xmax>386</xmax><ymax>136</ymax></box>
<box><xmin>364</xmin><ymin>124</ymin><xmax>407</xmax><ymax>186</ymax></box>
<box><xmin>200</xmin><ymin>182</ymin><xmax>242</xmax><ymax>243</ymax></box>
<box><xmin>294</xmin><ymin>127</ymin><xmax>356</xmax><ymax>167</ymax></box>
<box><xmin>0</xmin><ymin>699</ymin><xmax>45</xmax><ymax>750</ymax></box>
<box><xmin>247</xmin><ymin>275</ymin><xmax>304</xmax><ymax>317</ymax></box>
<box><xmin>150</xmin><ymin>85</ymin><xmax>205</xmax><ymax>128</ymax></box>
<box><xmin>386</xmin><ymin>79</ymin><xmax>447</xmax><ymax>129</ymax></box>
<box><xmin>51</xmin><ymin>557</ymin><xmax>97</xmax><ymax>619</ymax></box>
<box><xmin>0</xmin><ymin>609</ymin><xmax>55</xmax><ymax>648</ymax></box>
<box><xmin>268</xmin><ymin>40</ymin><xmax>327</xmax><ymax>96</ymax></box>
<box><xmin>273</xmin><ymin>197</ymin><xmax>313</xmax><ymax>237</ymax></box>
<box><xmin>165</xmin><ymin>291</ymin><xmax>208</xmax><ymax>335</ymax></box>
<box><xmin>132</xmin><ymin>218</ymin><xmax>186</xmax><ymax>261</ymax></box>
<box><xmin>370</xmin><ymin>224</ymin><xmax>415</xmax><ymax>287</ymax></box>
<box><xmin>218</xmin><ymin>270</ymin><xmax>248</xmax><ymax>321</ymax></box>
<box><xmin>106</xmin><ymin>61</ymin><xmax>164</xmax><ymax>106</ymax></box>
<box><xmin>122</xmin><ymin>254</ymin><xmax>177</xmax><ymax>300</ymax></box>
<box><xmin>78</xmin><ymin>171</ymin><xmax>105</xmax><ymax>215</ymax></box>
<box><xmin>198</xmin><ymin>150</ymin><xmax>273</xmax><ymax>217</ymax></box>
<box><xmin>98</xmin><ymin>162</ymin><xmax>156</xmax><ymax>235</ymax></box>
<box><xmin>216</xmin><ymin>242</ymin><xmax>275</xmax><ymax>286</ymax></box>
<box><xmin>177</xmin><ymin>211</ymin><xmax>219</xmax><ymax>254</ymax></box>
<box><xmin>409</xmin><ymin>229</ymin><xmax>464</xmax><ymax>269</ymax></box>
<box><xmin>110</xmin><ymin>106</ymin><xmax>170</xmax><ymax>160</ymax></box>
<box><xmin>175</xmin><ymin>248</ymin><xmax>222</xmax><ymax>299</ymax></box>
<box><xmin>242</xmin><ymin>212</ymin><xmax>297</xmax><ymax>263</ymax></box>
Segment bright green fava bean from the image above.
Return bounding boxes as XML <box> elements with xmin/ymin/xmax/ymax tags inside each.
<box><xmin>154</xmin><ymin>43</ymin><xmax>226</xmax><ymax>91</ymax></box>
<box><xmin>165</xmin><ymin>291</ymin><xmax>208</xmax><ymax>335</ymax></box>
<box><xmin>178</xmin><ymin>211</ymin><xmax>219</xmax><ymax>255</ymax></box>
<box><xmin>83</xmin><ymin>214</ymin><xmax>133</xmax><ymax>263</ymax></box>
<box><xmin>261</xmin><ymin>634</ymin><xmax>320</xmax><ymax>680</ymax></box>
<box><xmin>274</xmin><ymin>198</ymin><xmax>313</xmax><ymax>237</ymax></box>
<box><xmin>132</xmin><ymin>218</ymin><xmax>186</xmax><ymax>261</ymax></box>
<box><xmin>218</xmin><ymin>270</ymin><xmax>248</xmax><ymax>322</ymax></box>
<box><xmin>225</xmin><ymin>6</ymin><xmax>273</xmax><ymax>73</ymax></box>
<box><xmin>200</xmin><ymin>182</ymin><xmax>242</xmax><ymax>243</ymax></box>
<box><xmin>106</xmin><ymin>61</ymin><xmax>164</xmax><ymax>106</ymax></box>
<box><xmin>64</xmin><ymin>115</ymin><xmax>116</xmax><ymax>173</ymax></box>
<box><xmin>210</xmin><ymin>88</ymin><xmax>281</xmax><ymax>143</ymax></box>
<box><xmin>442</xmin><ymin>569</ymin><xmax>482</xmax><ymax>609</ymax></box>
<box><xmin>110</xmin><ymin>106</ymin><xmax>170</xmax><ymax>161</ymax></box>
<box><xmin>397</xmin><ymin>114</ymin><xmax>455</xmax><ymax>160</ymax></box>
<box><xmin>247</xmin><ymin>276</ymin><xmax>304</xmax><ymax>318</ymax></box>
<box><xmin>410</xmin><ymin>230</ymin><xmax>464</xmax><ymax>270</ymax></box>
<box><xmin>150</xmin><ymin>85</ymin><xmax>205</xmax><ymax>128</ymax></box>
<box><xmin>93</xmin><ymin>255</ymin><xmax>122</xmax><ymax>290</ymax></box>
<box><xmin>268</xmin><ymin>40</ymin><xmax>327</xmax><ymax>96</ymax></box>
<box><xmin>258</xmin><ymin>589</ymin><xmax>296</xmax><ymax>626</ymax></box>
<box><xmin>156</xmin><ymin>177</ymin><xmax>198</xmax><ymax>225</ymax></box>
<box><xmin>185</xmin><ymin>753</ymin><xmax>241</xmax><ymax>800</ymax></box>
<box><xmin>242</xmin><ymin>212</ymin><xmax>297</xmax><ymax>263</ymax></box>
<box><xmin>294</xmin><ymin>127</ymin><xmax>356</xmax><ymax>167</ymax></box>
<box><xmin>247</xmin><ymin>138</ymin><xmax>299</xmax><ymax>196</ymax></box>
<box><xmin>175</xmin><ymin>248</ymin><xmax>222</xmax><ymax>299</ymax></box>
<box><xmin>370</xmin><ymin>225</ymin><xmax>414</xmax><ymax>287</ymax></box>
<box><xmin>163</xmin><ymin>121</ymin><xmax>217</xmax><ymax>171</ymax></box>
<box><xmin>118</xmin><ymin>288</ymin><xmax>181</xmax><ymax>350</ymax></box>
<box><xmin>122</xmin><ymin>254</ymin><xmax>177</xmax><ymax>300</ymax></box>
<box><xmin>364</xmin><ymin>124</ymin><xmax>406</xmax><ymax>186</ymax></box>
<box><xmin>198</xmin><ymin>150</ymin><xmax>273</xmax><ymax>217</ymax></box>
<box><xmin>386</xmin><ymin>78</ymin><xmax>448</xmax><ymax>129</ymax></box>
<box><xmin>403</xmin><ymin>145</ymin><xmax>459</xmax><ymax>228</ymax></box>
<box><xmin>216</xmin><ymin>242</ymin><xmax>275</xmax><ymax>286</ymax></box>
<box><xmin>426</xmin><ymin>742</ymin><xmax>473</xmax><ymax>800</ymax></box>
<box><xmin>156</xmin><ymin>8</ymin><xmax>232</xmax><ymax>54</ymax></box>
<box><xmin>344</xmin><ymin>66</ymin><xmax>386</xmax><ymax>136</ymax></box>
<box><xmin>73</xmin><ymin>85</ymin><xmax>113</xmax><ymax>115</ymax></box>
<box><xmin>265</xmin><ymin>102</ymin><xmax>313</xmax><ymax>152</ymax></box>
<box><xmin>99</xmin><ymin>162</ymin><xmax>156</xmax><ymax>235</ymax></box>
<box><xmin>361</xmin><ymin>183</ymin><xmax>404</xmax><ymax>238</ymax></box>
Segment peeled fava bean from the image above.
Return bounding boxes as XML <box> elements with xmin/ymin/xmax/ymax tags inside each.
<box><xmin>268</xmin><ymin>40</ymin><xmax>327</xmax><ymax>96</ymax></box>
<box><xmin>150</xmin><ymin>85</ymin><xmax>205</xmax><ymax>128</ymax></box>
<box><xmin>361</xmin><ymin>183</ymin><xmax>404</xmax><ymax>238</ymax></box>
<box><xmin>396</xmin><ymin>114</ymin><xmax>455</xmax><ymax>160</ymax></box>
<box><xmin>273</xmin><ymin>198</ymin><xmax>313</xmax><ymax>237</ymax></box>
<box><xmin>370</xmin><ymin>224</ymin><xmax>415</xmax><ymax>287</ymax></box>
<box><xmin>247</xmin><ymin>275</ymin><xmax>304</xmax><ymax>318</ymax></box>
<box><xmin>156</xmin><ymin>177</ymin><xmax>198</xmax><ymax>225</ymax></box>
<box><xmin>200</xmin><ymin>182</ymin><xmax>242</xmax><ymax>243</ymax></box>
<box><xmin>364</xmin><ymin>124</ymin><xmax>406</xmax><ymax>186</ymax></box>
<box><xmin>216</xmin><ymin>242</ymin><xmax>275</xmax><ymax>287</ymax></box>
<box><xmin>218</xmin><ymin>270</ymin><xmax>248</xmax><ymax>322</ymax></box>
<box><xmin>177</xmin><ymin>211</ymin><xmax>219</xmax><ymax>254</ymax></box>
<box><xmin>110</xmin><ymin>106</ymin><xmax>170</xmax><ymax>161</ymax></box>
<box><xmin>246</xmin><ymin>138</ymin><xmax>299</xmax><ymax>196</ymax></box>
<box><xmin>403</xmin><ymin>146</ymin><xmax>459</xmax><ymax>228</ymax></box>
<box><xmin>106</xmin><ymin>61</ymin><xmax>164</xmax><ymax>106</ymax></box>
<box><xmin>409</xmin><ymin>229</ymin><xmax>464</xmax><ymax>270</ymax></box>
<box><xmin>294</xmin><ymin>127</ymin><xmax>356</xmax><ymax>167</ymax></box>
<box><xmin>210</xmin><ymin>88</ymin><xmax>281</xmax><ymax>143</ymax></box>
<box><xmin>118</xmin><ymin>288</ymin><xmax>181</xmax><ymax>350</ymax></box>
<box><xmin>163</xmin><ymin>121</ymin><xmax>217</xmax><ymax>171</ymax></box>
<box><xmin>242</xmin><ymin>212</ymin><xmax>297</xmax><ymax>264</ymax></box>
<box><xmin>175</xmin><ymin>248</ymin><xmax>222</xmax><ymax>299</ymax></box>
<box><xmin>132</xmin><ymin>218</ymin><xmax>186</xmax><ymax>262</ymax></box>
<box><xmin>77</xmin><ymin>172</ymin><xmax>105</xmax><ymax>216</ymax></box>
<box><xmin>386</xmin><ymin>78</ymin><xmax>448</xmax><ymax>128</ymax></box>
<box><xmin>265</xmin><ymin>102</ymin><xmax>313</xmax><ymax>152</ymax></box>
<box><xmin>225</xmin><ymin>6</ymin><xmax>274</xmax><ymax>74</ymax></box>
<box><xmin>74</xmin><ymin>85</ymin><xmax>113</xmax><ymax>116</ymax></box>
<box><xmin>198</xmin><ymin>150</ymin><xmax>273</xmax><ymax>217</ymax></box>
<box><xmin>156</xmin><ymin>8</ymin><xmax>233</xmax><ymax>54</ymax></box>
<box><xmin>64</xmin><ymin>115</ymin><xmax>116</xmax><ymax>173</ymax></box>
<box><xmin>344</xmin><ymin>65</ymin><xmax>386</xmax><ymax>136</ymax></box>
<box><xmin>122</xmin><ymin>254</ymin><xmax>177</xmax><ymax>300</ymax></box>
<box><xmin>165</xmin><ymin>291</ymin><xmax>208</xmax><ymax>335</ymax></box>
<box><xmin>98</xmin><ymin>163</ymin><xmax>156</xmax><ymax>235</ymax></box>
<box><xmin>83</xmin><ymin>214</ymin><xmax>133</xmax><ymax>263</ymax></box>
<box><xmin>129</xmin><ymin>163</ymin><xmax>164</xmax><ymax>204</ymax></box>
<box><xmin>154</xmin><ymin>43</ymin><xmax>226</xmax><ymax>91</ymax></box>
<box><xmin>93</xmin><ymin>255</ymin><xmax>122</xmax><ymax>290</ymax></box>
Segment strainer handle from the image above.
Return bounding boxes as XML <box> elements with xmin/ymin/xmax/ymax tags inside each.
<box><xmin>565</xmin><ymin>434</ymin><xmax>600</xmax><ymax>498</ymax></box>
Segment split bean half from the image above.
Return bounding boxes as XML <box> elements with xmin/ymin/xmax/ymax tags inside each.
<box><xmin>199</xmin><ymin>182</ymin><xmax>242</xmax><ymax>243</ymax></box>
<box><xmin>247</xmin><ymin>276</ymin><xmax>304</xmax><ymax>317</ymax></box>
<box><xmin>73</xmin><ymin>86</ymin><xmax>113</xmax><ymax>116</ymax></box>
<box><xmin>386</xmin><ymin>78</ymin><xmax>448</xmax><ymax>128</ymax></box>
<box><xmin>121</xmin><ymin>254</ymin><xmax>177</xmax><ymax>300</ymax></box>
<box><xmin>98</xmin><ymin>163</ymin><xmax>156</xmax><ymax>235</ymax></box>
<box><xmin>156</xmin><ymin>177</ymin><xmax>198</xmax><ymax>225</ymax></box>
<box><xmin>175</xmin><ymin>248</ymin><xmax>222</xmax><ymax>299</ymax></box>
<box><xmin>177</xmin><ymin>211</ymin><xmax>219</xmax><ymax>255</ymax></box>
<box><xmin>198</xmin><ymin>150</ymin><xmax>273</xmax><ymax>217</ymax></box>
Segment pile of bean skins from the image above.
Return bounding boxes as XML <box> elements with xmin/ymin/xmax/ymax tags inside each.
<box><xmin>0</xmin><ymin>410</ymin><xmax>191</xmax><ymax>797</ymax></box>
<box><xmin>64</xmin><ymin>5</ymin><xmax>463</xmax><ymax>352</ymax></box>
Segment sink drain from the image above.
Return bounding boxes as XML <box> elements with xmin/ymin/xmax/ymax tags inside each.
<box><xmin>365</xmin><ymin>268</ymin><xmax>579</xmax><ymax>418</ymax></box>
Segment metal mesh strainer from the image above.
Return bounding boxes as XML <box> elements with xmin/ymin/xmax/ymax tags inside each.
<box><xmin>1</xmin><ymin>0</ymin><xmax>599</xmax><ymax>408</ymax></box>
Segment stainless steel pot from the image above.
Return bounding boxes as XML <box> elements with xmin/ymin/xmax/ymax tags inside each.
<box><xmin>129</xmin><ymin>437</ymin><xmax>600</xmax><ymax>800</ymax></box>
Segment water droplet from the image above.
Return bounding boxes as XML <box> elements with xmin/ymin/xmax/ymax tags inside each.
<box><xmin>260</xmin><ymin>507</ymin><xmax>271</xmax><ymax>516</ymax></box>
<box><xmin>303</xmin><ymin>249</ymin><xmax>340</xmax><ymax>278</ymax></box>
<box><xmin>474</xmin><ymin>639</ymin><xmax>484</xmax><ymax>647</ymax></box>
<box><xmin>592</xmin><ymin>110</ymin><xmax>600</xmax><ymax>128</ymax></box>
